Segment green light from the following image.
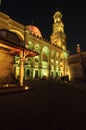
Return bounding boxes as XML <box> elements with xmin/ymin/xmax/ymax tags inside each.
<box><xmin>63</xmin><ymin>52</ymin><xmax>68</xmax><ymax>58</ymax></box>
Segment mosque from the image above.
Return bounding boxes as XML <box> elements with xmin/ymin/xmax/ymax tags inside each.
<box><xmin>1</xmin><ymin>10</ymin><xmax>85</xmax><ymax>87</ymax></box>
<box><xmin>0</xmin><ymin>10</ymin><xmax>69</xmax><ymax>86</ymax></box>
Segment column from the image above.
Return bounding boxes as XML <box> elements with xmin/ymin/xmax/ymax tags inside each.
<box><xmin>19</xmin><ymin>51</ymin><xmax>24</xmax><ymax>87</ymax></box>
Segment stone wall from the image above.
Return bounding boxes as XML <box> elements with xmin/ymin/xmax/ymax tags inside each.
<box><xmin>0</xmin><ymin>51</ymin><xmax>14</xmax><ymax>84</ymax></box>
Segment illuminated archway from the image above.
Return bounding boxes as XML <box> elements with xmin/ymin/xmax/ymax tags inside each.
<box><xmin>10</xmin><ymin>29</ymin><xmax>24</xmax><ymax>41</ymax></box>
<box><xmin>42</xmin><ymin>47</ymin><xmax>49</xmax><ymax>62</ymax></box>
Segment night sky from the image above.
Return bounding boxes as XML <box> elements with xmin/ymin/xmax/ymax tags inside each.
<box><xmin>0</xmin><ymin>0</ymin><xmax>86</xmax><ymax>55</ymax></box>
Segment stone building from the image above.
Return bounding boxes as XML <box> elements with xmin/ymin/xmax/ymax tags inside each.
<box><xmin>0</xmin><ymin>11</ymin><xmax>69</xmax><ymax>86</ymax></box>
<box><xmin>68</xmin><ymin>44</ymin><xmax>86</xmax><ymax>81</ymax></box>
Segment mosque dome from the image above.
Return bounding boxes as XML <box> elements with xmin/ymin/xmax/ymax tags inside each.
<box><xmin>28</xmin><ymin>25</ymin><xmax>42</xmax><ymax>38</ymax></box>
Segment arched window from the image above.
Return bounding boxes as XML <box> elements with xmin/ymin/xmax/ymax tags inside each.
<box><xmin>42</xmin><ymin>52</ymin><xmax>48</xmax><ymax>62</ymax></box>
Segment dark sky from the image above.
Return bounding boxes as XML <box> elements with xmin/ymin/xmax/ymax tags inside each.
<box><xmin>0</xmin><ymin>0</ymin><xmax>86</xmax><ymax>54</ymax></box>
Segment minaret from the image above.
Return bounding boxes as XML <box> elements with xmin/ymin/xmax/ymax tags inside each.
<box><xmin>50</xmin><ymin>11</ymin><xmax>66</xmax><ymax>50</ymax></box>
<box><xmin>76</xmin><ymin>44</ymin><xmax>81</xmax><ymax>53</ymax></box>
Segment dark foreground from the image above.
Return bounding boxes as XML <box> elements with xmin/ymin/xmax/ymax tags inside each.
<box><xmin>0</xmin><ymin>80</ymin><xmax>86</xmax><ymax>130</ymax></box>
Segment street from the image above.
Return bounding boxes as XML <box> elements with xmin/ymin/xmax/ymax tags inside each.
<box><xmin>0</xmin><ymin>80</ymin><xmax>86</xmax><ymax>130</ymax></box>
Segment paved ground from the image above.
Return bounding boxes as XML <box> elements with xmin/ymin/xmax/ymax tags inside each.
<box><xmin>0</xmin><ymin>80</ymin><xmax>86</xmax><ymax>130</ymax></box>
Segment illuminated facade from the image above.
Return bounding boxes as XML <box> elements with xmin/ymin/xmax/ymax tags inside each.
<box><xmin>0</xmin><ymin>11</ymin><xmax>69</xmax><ymax>85</ymax></box>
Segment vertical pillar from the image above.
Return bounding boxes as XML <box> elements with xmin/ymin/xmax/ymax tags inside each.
<box><xmin>64</xmin><ymin>58</ymin><xmax>65</xmax><ymax>76</ymax></box>
<box><xmin>54</xmin><ymin>54</ymin><xmax>56</xmax><ymax>78</ymax></box>
<box><xmin>39</xmin><ymin>49</ymin><xmax>42</xmax><ymax>78</ymax></box>
<box><xmin>49</xmin><ymin>52</ymin><xmax>51</xmax><ymax>78</ymax></box>
<box><xmin>20</xmin><ymin>51</ymin><xmax>24</xmax><ymax>87</ymax></box>
<box><xmin>24</xmin><ymin>26</ymin><xmax>29</xmax><ymax>48</ymax></box>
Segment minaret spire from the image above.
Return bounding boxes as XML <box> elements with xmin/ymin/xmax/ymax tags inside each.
<box><xmin>76</xmin><ymin>44</ymin><xmax>81</xmax><ymax>53</ymax></box>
